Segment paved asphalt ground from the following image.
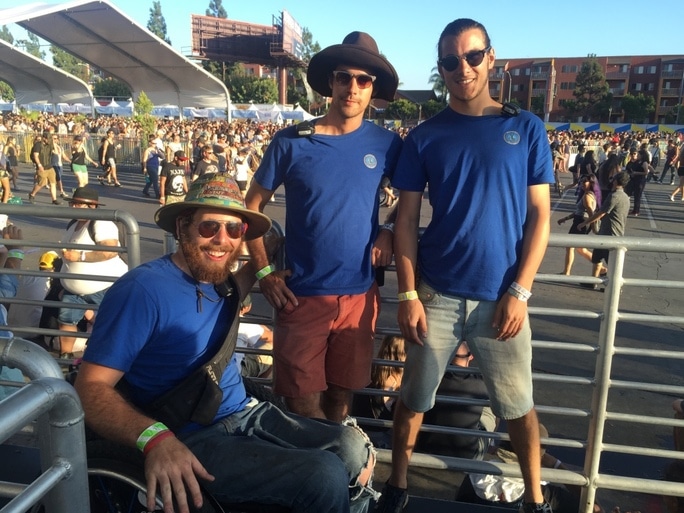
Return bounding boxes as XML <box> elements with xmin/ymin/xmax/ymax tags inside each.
<box><xmin>6</xmin><ymin>163</ymin><xmax>684</xmax><ymax>512</ymax></box>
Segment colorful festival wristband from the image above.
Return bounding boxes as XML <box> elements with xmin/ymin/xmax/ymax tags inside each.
<box><xmin>142</xmin><ymin>430</ymin><xmax>176</xmax><ymax>456</ymax></box>
<box><xmin>7</xmin><ymin>250</ymin><xmax>24</xmax><ymax>260</ymax></box>
<box><xmin>136</xmin><ymin>422</ymin><xmax>170</xmax><ymax>453</ymax></box>
<box><xmin>255</xmin><ymin>264</ymin><xmax>275</xmax><ymax>280</ymax></box>
<box><xmin>397</xmin><ymin>290</ymin><xmax>419</xmax><ymax>301</ymax></box>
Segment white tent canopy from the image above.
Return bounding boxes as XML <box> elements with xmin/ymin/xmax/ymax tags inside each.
<box><xmin>1</xmin><ymin>0</ymin><xmax>230</xmax><ymax>112</ymax></box>
<box><xmin>0</xmin><ymin>37</ymin><xmax>93</xmax><ymax>107</ymax></box>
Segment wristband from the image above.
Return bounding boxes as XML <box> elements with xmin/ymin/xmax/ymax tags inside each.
<box><xmin>255</xmin><ymin>264</ymin><xmax>274</xmax><ymax>280</ymax></box>
<box><xmin>143</xmin><ymin>430</ymin><xmax>176</xmax><ymax>456</ymax></box>
<box><xmin>553</xmin><ymin>459</ymin><xmax>562</xmax><ymax>469</ymax></box>
<box><xmin>397</xmin><ymin>290</ymin><xmax>418</xmax><ymax>301</ymax></box>
<box><xmin>380</xmin><ymin>222</ymin><xmax>395</xmax><ymax>234</ymax></box>
<box><xmin>7</xmin><ymin>250</ymin><xmax>24</xmax><ymax>260</ymax></box>
<box><xmin>136</xmin><ymin>422</ymin><xmax>170</xmax><ymax>453</ymax></box>
<box><xmin>509</xmin><ymin>281</ymin><xmax>532</xmax><ymax>301</ymax></box>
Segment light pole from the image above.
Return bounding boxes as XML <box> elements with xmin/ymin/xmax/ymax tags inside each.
<box><xmin>504</xmin><ymin>70</ymin><xmax>512</xmax><ymax>103</ymax></box>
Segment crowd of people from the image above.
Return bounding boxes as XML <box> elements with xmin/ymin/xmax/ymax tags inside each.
<box><xmin>1</xmin><ymin>15</ymin><xmax>684</xmax><ymax>513</ymax></box>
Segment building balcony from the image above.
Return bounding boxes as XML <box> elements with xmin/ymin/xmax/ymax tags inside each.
<box><xmin>609</xmin><ymin>88</ymin><xmax>626</xmax><ymax>96</ymax></box>
<box><xmin>531</xmin><ymin>88</ymin><xmax>546</xmax><ymax>96</ymax></box>
<box><xmin>658</xmin><ymin>105</ymin><xmax>675</xmax><ymax>114</ymax></box>
<box><xmin>661</xmin><ymin>88</ymin><xmax>681</xmax><ymax>96</ymax></box>
<box><xmin>606</xmin><ymin>72</ymin><xmax>629</xmax><ymax>79</ymax></box>
<box><xmin>662</xmin><ymin>70</ymin><xmax>684</xmax><ymax>79</ymax></box>
<box><xmin>531</xmin><ymin>72</ymin><xmax>548</xmax><ymax>79</ymax></box>
<box><xmin>490</xmin><ymin>72</ymin><xmax>504</xmax><ymax>80</ymax></box>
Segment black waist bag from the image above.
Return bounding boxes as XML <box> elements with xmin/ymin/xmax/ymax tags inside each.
<box><xmin>117</xmin><ymin>277</ymin><xmax>240</xmax><ymax>432</ymax></box>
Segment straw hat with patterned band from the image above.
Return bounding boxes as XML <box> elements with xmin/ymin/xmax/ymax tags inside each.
<box><xmin>69</xmin><ymin>186</ymin><xmax>105</xmax><ymax>206</ymax></box>
<box><xmin>154</xmin><ymin>174</ymin><xmax>271</xmax><ymax>241</ymax></box>
<box><xmin>306</xmin><ymin>31</ymin><xmax>399</xmax><ymax>102</ymax></box>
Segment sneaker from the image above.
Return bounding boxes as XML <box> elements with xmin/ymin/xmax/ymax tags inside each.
<box><xmin>671</xmin><ymin>196</ymin><xmax>676</xmax><ymax>202</ymax></box>
<box><xmin>52</xmin><ymin>199</ymin><xmax>62</xmax><ymax>205</ymax></box>
<box><xmin>374</xmin><ymin>482</ymin><xmax>408</xmax><ymax>513</ymax></box>
<box><xmin>60</xmin><ymin>192</ymin><xmax>68</xmax><ymax>198</ymax></box>
<box><xmin>142</xmin><ymin>191</ymin><xmax>151</xmax><ymax>197</ymax></box>
<box><xmin>670</xmin><ymin>180</ymin><xmax>675</xmax><ymax>186</ymax></box>
<box><xmin>520</xmin><ymin>502</ymin><xmax>553</xmax><ymax>513</ymax></box>
<box><xmin>28</xmin><ymin>193</ymin><xmax>35</xmax><ymax>204</ymax></box>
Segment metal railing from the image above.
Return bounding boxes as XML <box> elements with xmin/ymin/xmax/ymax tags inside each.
<box><xmin>1</xmin><ymin>202</ymin><xmax>684</xmax><ymax>512</ymax></box>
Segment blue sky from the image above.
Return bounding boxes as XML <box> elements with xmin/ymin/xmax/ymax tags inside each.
<box><xmin>7</xmin><ymin>0</ymin><xmax>682</xmax><ymax>90</ymax></box>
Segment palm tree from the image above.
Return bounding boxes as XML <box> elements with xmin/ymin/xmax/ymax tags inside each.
<box><xmin>428</xmin><ymin>67</ymin><xmax>447</xmax><ymax>102</ymax></box>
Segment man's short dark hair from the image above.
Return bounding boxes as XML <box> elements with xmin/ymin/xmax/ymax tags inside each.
<box><xmin>437</xmin><ymin>18</ymin><xmax>491</xmax><ymax>59</ymax></box>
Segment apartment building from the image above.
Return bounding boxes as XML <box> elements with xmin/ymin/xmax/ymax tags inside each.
<box><xmin>489</xmin><ymin>55</ymin><xmax>684</xmax><ymax>123</ymax></box>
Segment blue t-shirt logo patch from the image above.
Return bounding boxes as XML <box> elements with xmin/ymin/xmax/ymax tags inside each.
<box><xmin>504</xmin><ymin>131</ymin><xmax>521</xmax><ymax>145</ymax></box>
<box><xmin>364</xmin><ymin>154</ymin><xmax>378</xmax><ymax>169</ymax></box>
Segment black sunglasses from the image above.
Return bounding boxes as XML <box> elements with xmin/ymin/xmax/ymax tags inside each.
<box><xmin>195</xmin><ymin>220</ymin><xmax>247</xmax><ymax>239</ymax></box>
<box><xmin>331</xmin><ymin>70</ymin><xmax>376</xmax><ymax>89</ymax></box>
<box><xmin>438</xmin><ymin>47</ymin><xmax>491</xmax><ymax>72</ymax></box>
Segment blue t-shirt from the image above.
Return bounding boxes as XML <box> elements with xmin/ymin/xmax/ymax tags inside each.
<box><xmin>254</xmin><ymin>121</ymin><xmax>402</xmax><ymax>296</ymax></box>
<box><xmin>82</xmin><ymin>255</ymin><xmax>248</xmax><ymax>428</ymax></box>
<box><xmin>392</xmin><ymin>108</ymin><xmax>554</xmax><ymax>301</ymax></box>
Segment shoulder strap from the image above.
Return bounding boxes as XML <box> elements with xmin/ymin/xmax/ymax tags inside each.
<box><xmin>202</xmin><ymin>274</ymin><xmax>241</xmax><ymax>383</ymax></box>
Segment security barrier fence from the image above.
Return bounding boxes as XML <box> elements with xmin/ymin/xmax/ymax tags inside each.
<box><xmin>1</xmin><ymin>203</ymin><xmax>683</xmax><ymax>513</ymax></box>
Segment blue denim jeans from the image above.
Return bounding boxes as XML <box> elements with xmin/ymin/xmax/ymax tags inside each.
<box><xmin>143</xmin><ymin>166</ymin><xmax>160</xmax><ymax>198</ymax></box>
<box><xmin>400</xmin><ymin>281</ymin><xmax>534</xmax><ymax>420</ymax></box>
<box><xmin>180</xmin><ymin>401</ymin><xmax>375</xmax><ymax>513</ymax></box>
<box><xmin>58</xmin><ymin>288</ymin><xmax>108</xmax><ymax>325</ymax></box>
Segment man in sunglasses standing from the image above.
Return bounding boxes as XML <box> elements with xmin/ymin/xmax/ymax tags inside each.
<box><xmin>376</xmin><ymin>19</ymin><xmax>554</xmax><ymax>513</ymax></box>
<box><xmin>246</xmin><ymin>32</ymin><xmax>402</xmax><ymax>422</ymax></box>
<box><xmin>75</xmin><ymin>175</ymin><xmax>378</xmax><ymax>513</ymax></box>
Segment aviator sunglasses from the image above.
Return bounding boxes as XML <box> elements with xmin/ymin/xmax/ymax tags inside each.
<box><xmin>331</xmin><ymin>70</ymin><xmax>377</xmax><ymax>89</ymax></box>
<box><xmin>195</xmin><ymin>220</ymin><xmax>248</xmax><ymax>239</ymax></box>
<box><xmin>438</xmin><ymin>46</ymin><xmax>491</xmax><ymax>72</ymax></box>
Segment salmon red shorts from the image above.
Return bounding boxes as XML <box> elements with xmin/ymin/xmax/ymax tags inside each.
<box><xmin>273</xmin><ymin>283</ymin><xmax>380</xmax><ymax>398</ymax></box>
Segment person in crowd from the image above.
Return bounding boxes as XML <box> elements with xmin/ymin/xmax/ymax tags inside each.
<box><xmin>99</xmin><ymin>129</ymin><xmax>121</xmax><ymax>187</ymax></box>
<box><xmin>570</xmin><ymin>144</ymin><xmax>585</xmax><ymax>186</ymax></box>
<box><xmin>213</xmin><ymin>144</ymin><xmax>229</xmax><ymax>174</ymax></box>
<box><xmin>142</xmin><ymin>134</ymin><xmax>164</xmax><ymax>199</ymax></box>
<box><xmin>597</xmin><ymin>153</ymin><xmax>621</xmax><ymax>203</ymax></box>
<box><xmin>557</xmin><ymin>174</ymin><xmax>601</xmax><ymax>276</ymax></box>
<box><xmin>51</xmin><ymin>134</ymin><xmax>70</xmax><ymax>199</ymax></box>
<box><xmin>376</xmin><ymin>18</ymin><xmax>554</xmax><ymax>513</ymax></box>
<box><xmin>352</xmin><ymin>335</ymin><xmax>406</xmax><ymax>448</ymax></box>
<box><xmin>456</xmin><ymin>424</ymin><xmax>600</xmax><ymax>513</ymax></box>
<box><xmin>70</xmin><ymin>135</ymin><xmax>97</xmax><ymax>188</ymax></box>
<box><xmin>73</xmin><ymin>174</ymin><xmax>376</xmax><ymax>513</ymax></box>
<box><xmin>0</xmin><ymin>155</ymin><xmax>10</xmax><ymax>203</ymax></box>
<box><xmin>669</xmin><ymin>146</ymin><xmax>684</xmax><ymax>202</ymax></box>
<box><xmin>581</xmin><ymin>150</ymin><xmax>598</xmax><ymax>177</ymax></box>
<box><xmin>659</xmin><ymin>139</ymin><xmax>678</xmax><ymax>185</ymax></box>
<box><xmin>625</xmin><ymin>149</ymin><xmax>650</xmax><ymax>216</ymax></box>
<box><xmin>233</xmin><ymin>146</ymin><xmax>251</xmax><ymax>197</ymax></box>
<box><xmin>236</xmin><ymin>294</ymin><xmax>274</xmax><ymax>379</ymax></box>
<box><xmin>192</xmin><ymin>144</ymin><xmax>219</xmax><ymax>182</ymax></box>
<box><xmin>245</xmin><ymin>31</ymin><xmax>402</xmax><ymax>422</ymax></box>
<box><xmin>416</xmin><ymin>342</ymin><xmax>496</xmax><ymax>460</ymax></box>
<box><xmin>159</xmin><ymin>150</ymin><xmax>189</xmax><ymax>205</ymax></box>
<box><xmin>0</xmin><ymin>223</ymin><xmax>26</xmax><ymax>401</ymax></box>
<box><xmin>4</xmin><ymin>135</ymin><xmax>20</xmax><ymax>191</ymax></box>
<box><xmin>57</xmin><ymin>187</ymin><xmax>128</xmax><ymax>359</ymax></box>
<box><xmin>578</xmin><ymin>171</ymin><xmax>631</xmax><ymax>290</ymax></box>
<box><xmin>27</xmin><ymin>131</ymin><xmax>61</xmax><ymax>205</ymax></box>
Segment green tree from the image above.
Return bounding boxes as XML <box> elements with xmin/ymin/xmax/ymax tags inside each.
<box><xmin>421</xmin><ymin>99</ymin><xmax>445</xmax><ymax>120</ymax></box>
<box><xmin>572</xmin><ymin>55</ymin><xmax>609</xmax><ymax>122</ymax></box>
<box><xmin>428</xmin><ymin>67</ymin><xmax>447</xmax><ymax>100</ymax></box>
<box><xmin>227</xmin><ymin>75</ymin><xmax>278</xmax><ymax>103</ymax></box>
<box><xmin>93</xmin><ymin>78</ymin><xmax>132</xmax><ymax>99</ymax></box>
<box><xmin>206</xmin><ymin>0</ymin><xmax>227</xmax><ymax>18</ymax></box>
<box><xmin>665</xmin><ymin>104</ymin><xmax>684</xmax><ymax>124</ymax></box>
<box><xmin>17</xmin><ymin>32</ymin><xmax>45</xmax><ymax>60</ymax></box>
<box><xmin>134</xmin><ymin>91</ymin><xmax>157</xmax><ymax>141</ymax></box>
<box><xmin>0</xmin><ymin>25</ymin><xmax>14</xmax><ymax>44</ymax></box>
<box><xmin>0</xmin><ymin>82</ymin><xmax>13</xmax><ymax>102</ymax></box>
<box><xmin>531</xmin><ymin>94</ymin><xmax>545</xmax><ymax>115</ymax></box>
<box><xmin>50</xmin><ymin>46</ymin><xmax>90</xmax><ymax>81</ymax></box>
<box><xmin>620</xmin><ymin>93</ymin><xmax>656</xmax><ymax>123</ymax></box>
<box><xmin>147</xmin><ymin>1</ymin><xmax>171</xmax><ymax>45</ymax></box>
<box><xmin>385</xmin><ymin>99</ymin><xmax>418</xmax><ymax>122</ymax></box>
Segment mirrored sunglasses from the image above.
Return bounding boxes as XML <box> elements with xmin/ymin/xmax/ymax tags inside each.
<box><xmin>331</xmin><ymin>70</ymin><xmax>376</xmax><ymax>89</ymax></box>
<box><xmin>438</xmin><ymin>46</ymin><xmax>491</xmax><ymax>72</ymax></box>
<box><xmin>196</xmin><ymin>220</ymin><xmax>247</xmax><ymax>239</ymax></box>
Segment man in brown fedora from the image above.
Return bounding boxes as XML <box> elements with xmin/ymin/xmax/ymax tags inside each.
<box><xmin>246</xmin><ymin>32</ymin><xmax>403</xmax><ymax>422</ymax></box>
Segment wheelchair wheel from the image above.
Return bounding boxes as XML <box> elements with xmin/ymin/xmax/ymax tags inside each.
<box><xmin>87</xmin><ymin>440</ymin><xmax>223</xmax><ymax>513</ymax></box>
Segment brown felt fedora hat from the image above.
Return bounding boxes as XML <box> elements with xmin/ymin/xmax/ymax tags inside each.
<box><xmin>307</xmin><ymin>31</ymin><xmax>398</xmax><ymax>102</ymax></box>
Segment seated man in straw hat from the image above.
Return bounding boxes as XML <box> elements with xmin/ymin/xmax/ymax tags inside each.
<box><xmin>246</xmin><ymin>31</ymin><xmax>402</xmax><ymax>422</ymax></box>
<box><xmin>75</xmin><ymin>174</ymin><xmax>377</xmax><ymax>513</ymax></box>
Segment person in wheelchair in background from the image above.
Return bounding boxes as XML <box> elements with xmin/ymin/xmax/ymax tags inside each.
<box><xmin>74</xmin><ymin>174</ymin><xmax>376</xmax><ymax>513</ymax></box>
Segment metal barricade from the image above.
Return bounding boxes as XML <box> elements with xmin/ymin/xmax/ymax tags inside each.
<box><xmin>0</xmin><ymin>337</ymin><xmax>90</xmax><ymax>512</ymax></box>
